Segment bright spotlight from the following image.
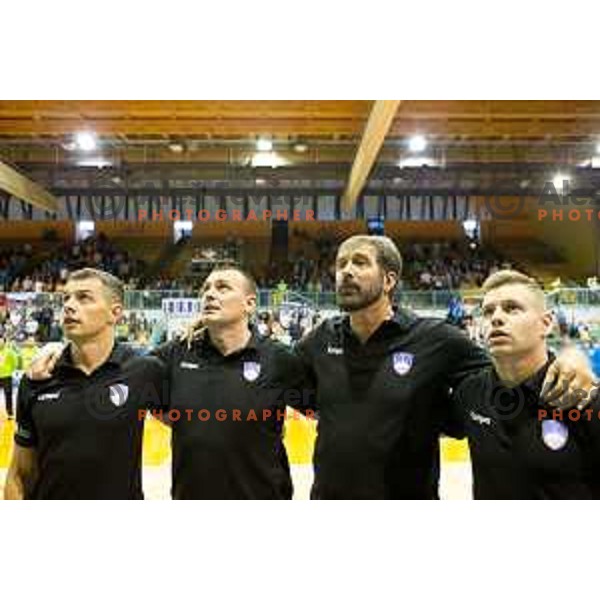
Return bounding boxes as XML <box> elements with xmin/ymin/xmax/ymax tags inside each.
<box><xmin>75</xmin><ymin>131</ymin><xmax>97</xmax><ymax>152</ymax></box>
<box><xmin>408</xmin><ymin>135</ymin><xmax>427</xmax><ymax>153</ymax></box>
<box><xmin>256</xmin><ymin>138</ymin><xmax>273</xmax><ymax>152</ymax></box>
<box><xmin>553</xmin><ymin>174</ymin><xmax>570</xmax><ymax>192</ymax></box>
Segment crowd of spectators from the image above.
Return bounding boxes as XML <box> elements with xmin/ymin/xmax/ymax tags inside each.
<box><xmin>190</xmin><ymin>236</ymin><xmax>242</xmax><ymax>267</ymax></box>
<box><xmin>0</xmin><ymin>245</ymin><xmax>33</xmax><ymax>291</ymax></box>
<box><xmin>401</xmin><ymin>242</ymin><xmax>515</xmax><ymax>290</ymax></box>
<box><xmin>259</xmin><ymin>232</ymin><xmax>337</xmax><ymax>292</ymax></box>
<box><xmin>1</xmin><ymin>234</ymin><xmax>145</xmax><ymax>293</ymax></box>
<box><xmin>258</xmin><ymin>235</ymin><xmax>513</xmax><ymax>293</ymax></box>
<box><xmin>0</xmin><ymin>232</ymin><xmax>534</xmax><ymax>295</ymax></box>
<box><xmin>115</xmin><ymin>312</ymin><xmax>163</xmax><ymax>346</ymax></box>
<box><xmin>0</xmin><ymin>296</ymin><xmax>164</xmax><ymax>347</ymax></box>
<box><xmin>0</xmin><ymin>301</ymin><xmax>62</xmax><ymax>344</ymax></box>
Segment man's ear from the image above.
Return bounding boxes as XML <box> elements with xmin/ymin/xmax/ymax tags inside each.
<box><xmin>246</xmin><ymin>294</ymin><xmax>257</xmax><ymax>317</ymax></box>
<box><xmin>110</xmin><ymin>303</ymin><xmax>124</xmax><ymax>325</ymax></box>
<box><xmin>541</xmin><ymin>310</ymin><xmax>554</xmax><ymax>338</ymax></box>
<box><xmin>384</xmin><ymin>271</ymin><xmax>398</xmax><ymax>295</ymax></box>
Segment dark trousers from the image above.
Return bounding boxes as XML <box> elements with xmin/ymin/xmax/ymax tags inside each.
<box><xmin>0</xmin><ymin>376</ymin><xmax>13</xmax><ymax>417</ymax></box>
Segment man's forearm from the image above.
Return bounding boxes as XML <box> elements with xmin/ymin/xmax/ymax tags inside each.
<box><xmin>4</xmin><ymin>453</ymin><xmax>38</xmax><ymax>500</ymax></box>
<box><xmin>4</xmin><ymin>471</ymin><xmax>27</xmax><ymax>500</ymax></box>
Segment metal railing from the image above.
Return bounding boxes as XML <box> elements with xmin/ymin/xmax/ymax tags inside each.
<box><xmin>256</xmin><ymin>289</ymin><xmax>459</xmax><ymax>310</ymax></box>
<box><xmin>8</xmin><ymin>286</ymin><xmax>600</xmax><ymax>312</ymax></box>
<box><xmin>126</xmin><ymin>287</ymin><xmax>600</xmax><ymax>311</ymax></box>
<box><xmin>546</xmin><ymin>288</ymin><xmax>600</xmax><ymax>307</ymax></box>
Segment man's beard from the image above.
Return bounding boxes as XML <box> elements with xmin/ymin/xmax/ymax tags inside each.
<box><xmin>336</xmin><ymin>279</ymin><xmax>385</xmax><ymax>312</ymax></box>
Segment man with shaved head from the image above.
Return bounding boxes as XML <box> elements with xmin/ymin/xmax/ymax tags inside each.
<box><xmin>151</xmin><ymin>265</ymin><xmax>305</xmax><ymax>499</ymax></box>
<box><xmin>453</xmin><ymin>270</ymin><xmax>600</xmax><ymax>499</ymax></box>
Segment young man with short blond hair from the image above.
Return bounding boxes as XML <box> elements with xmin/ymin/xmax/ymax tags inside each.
<box><xmin>454</xmin><ymin>269</ymin><xmax>600</xmax><ymax>499</ymax></box>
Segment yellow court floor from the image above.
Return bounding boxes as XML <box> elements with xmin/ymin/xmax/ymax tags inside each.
<box><xmin>0</xmin><ymin>411</ymin><xmax>318</xmax><ymax>468</ymax></box>
<box><xmin>0</xmin><ymin>413</ymin><xmax>472</xmax><ymax>499</ymax></box>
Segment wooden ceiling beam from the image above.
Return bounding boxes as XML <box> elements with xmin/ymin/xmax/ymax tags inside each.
<box><xmin>341</xmin><ymin>100</ymin><xmax>401</xmax><ymax>212</ymax></box>
<box><xmin>0</xmin><ymin>161</ymin><xmax>58</xmax><ymax>212</ymax></box>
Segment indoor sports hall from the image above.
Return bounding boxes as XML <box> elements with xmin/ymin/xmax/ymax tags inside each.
<box><xmin>1</xmin><ymin>101</ymin><xmax>599</xmax><ymax>499</ymax></box>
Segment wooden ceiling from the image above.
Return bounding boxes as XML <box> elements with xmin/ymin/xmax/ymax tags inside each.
<box><xmin>1</xmin><ymin>100</ymin><xmax>600</xmax><ymax>141</ymax></box>
<box><xmin>0</xmin><ymin>101</ymin><xmax>370</xmax><ymax>139</ymax></box>
<box><xmin>3</xmin><ymin>101</ymin><xmax>600</xmax><ymax>213</ymax></box>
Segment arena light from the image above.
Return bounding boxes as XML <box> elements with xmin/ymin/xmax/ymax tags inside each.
<box><xmin>61</xmin><ymin>141</ymin><xmax>77</xmax><ymax>152</ymax></box>
<box><xmin>293</xmin><ymin>142</ymin><xmax>308</xmax><ymax>153</ymax></box>
<box><xmin>173</xmin><ymin>220</ymin><xmax>193</xmax><ymax>243</ymax></box>
<box><xmin>408</xmin><ymin>135</ymin><xmax>427</xmax><ymax>153</ymax></box>
<box><xmin>76</xmin><ymin>220</ymin><xmax>95</xmax><ymax>241</ymax></box>
<box><xmin>75</xmin><ymin>131</ymin><xmax>97</xmax><ymax>152</ymax></box>
<box><xmin>553</xmin><ymin>173</ymin><xmax>570</xmax><ymax>192</ymax></box>
<box><xmin>168</xmin><ymin>142</ymin><xmax>185</xmax><ymax>154</ymax></box>
<box><xmin>76</xmin><ymin>157</ymin><xmax>112</xmax><ymax>168</ymax></box>
<box><xmin>398</xmin><ymin>156</ymin><xmax>436</xmax><ymax>168</ymax></box>
<box><xmin>251</xmin><ymin>151</ymin><xmax>285</xmax><ymax>168</ymax></box>
<box><xmin>256</xmin><ymin>138</ymin><xmax>273</xmax><ymax>152</ymax></box>
<box><xmin>174</xmin><ymin>220</ymin><xmax>193</xmax><ymax>232</ymax></box>
<box><xmin>462</xmin><ymin>218</ymin><xmax>479</xmax><ymax>240</ymax></box>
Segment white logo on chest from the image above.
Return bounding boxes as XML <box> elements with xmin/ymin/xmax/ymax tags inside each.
<box><xmin>109</xmin><ymin>383</ymin><xmax>129</xmax><ymax>407</ymax></box>
<box><xmin>242</xmin><ymin>361</ymin><xmax>261</xmax><ymax>382</ymax></box>
<box><xmin>541</xmin><ymin>419</ymin><xmax>569</xmax><ymax>451</ymax></box>
<box><xmin>392</xmin><ymin>352</ymin><xmax>414</xmax><ymax>376</ymax></box>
